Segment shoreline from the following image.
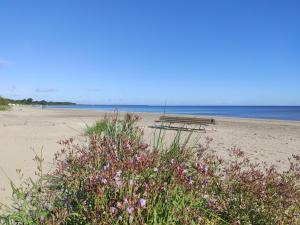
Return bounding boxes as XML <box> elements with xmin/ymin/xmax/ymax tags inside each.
<box><xmin>43</xmin><ymin>105</ymin><xmax>300</xmax><ymax>122</ymax></box>
<box><xmin>45</xmin><ymin>107</ymin><xmax>300</xmax><ymax>125</ymax></box>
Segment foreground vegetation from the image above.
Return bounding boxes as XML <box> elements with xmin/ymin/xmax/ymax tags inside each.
<box><xmin>1</xmin><ymin>114</ymin><xmax>300</xmax><ymax>224</ymax></box>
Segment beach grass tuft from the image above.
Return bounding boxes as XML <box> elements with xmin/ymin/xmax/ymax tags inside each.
<box><xmin>0</xmin><ymin>97</ymin><xmax>10</xmax><ymax>111</ymax></box>
<box><xmin>1</xmin><ymin>113</ymin><xmax>300</xmax><ymax>224</ymax></box>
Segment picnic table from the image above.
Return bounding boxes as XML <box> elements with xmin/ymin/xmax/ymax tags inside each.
<box><xmin>149</xmin><ymin>115</ymin><xmax>215</xmax><ymax>132</ymax></box>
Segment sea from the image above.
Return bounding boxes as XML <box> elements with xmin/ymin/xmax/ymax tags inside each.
<box><xmin>46</xmin><ymin>105</ymin><xmax>300</xmax><ymax>121</ymax></box>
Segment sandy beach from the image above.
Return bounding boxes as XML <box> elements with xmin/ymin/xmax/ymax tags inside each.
<box><xmin>1</xmin><ymin>106</ymin><xmax>300</xmax><ymax>203</ymax></box>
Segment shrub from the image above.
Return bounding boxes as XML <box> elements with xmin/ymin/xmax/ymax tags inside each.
<box><xmin>0</xmin><ymin>97</ymin><xmax>9</xmax><ymax>111</ymax></box>
<box><xmin>1</xmin><ymin>114</ymin><xmax>300</xmax><ymax>224</ymax></box>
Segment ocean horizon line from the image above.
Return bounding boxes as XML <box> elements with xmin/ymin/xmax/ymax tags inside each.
<box><xmin>46</xmin><ymin>105</ymin><xmax>300</xmax><ymax>121</ymax></box>
<box><xmin>74</xmin><ymin>104</ymin><xmax>300</xmax><ymax>107</ymax></box>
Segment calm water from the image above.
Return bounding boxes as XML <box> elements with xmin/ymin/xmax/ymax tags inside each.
<box><xmin>47</xmin><ymin>105</ymin><xmax>300</xmax><ymax>121</ymax></box>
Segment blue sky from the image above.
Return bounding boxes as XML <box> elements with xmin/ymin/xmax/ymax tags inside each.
<box><xmin>0</xmin><ymin>0</ymin><xmax>299</xmax><ymax>105</ymax></box>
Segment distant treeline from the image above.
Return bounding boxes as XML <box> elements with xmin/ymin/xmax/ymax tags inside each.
<box><xmin>0</xmin><ymin>97</ymin><xmax>76</xmax><ymax>105</ymax></box>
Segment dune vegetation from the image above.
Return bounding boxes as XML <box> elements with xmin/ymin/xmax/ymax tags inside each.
<box><xmin>0</xmin><ymin>97</ymin><xmax>10</xmax><ymax>111</ymax></box>
<box><xmin>1</xmin><ymin>114</ymin><xmax>300</xmax><ymax>224</ymax></box>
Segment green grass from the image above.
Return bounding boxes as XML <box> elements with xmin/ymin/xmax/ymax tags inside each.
<box><xmin>0</xmin><ymin>96</ymin><xmax>10</xmax><ymax>111</ymax></box>
<box><xmin>0</xmin><ymin>105</ymin><xmax>9</xmax><ymax>111</ymax></box>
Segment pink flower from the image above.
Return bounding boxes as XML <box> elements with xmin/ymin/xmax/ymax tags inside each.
<box><xmin>110</xmin><ymin>207</ymin><xmax>117</xmax><ymax>214</ymax></box>
<box><xmin>116</xmin><ymin>202</ymin><xmax>122</xmax><ymax>208</ymax></box>
<box><xmin>127</xmin><ymin>206</ymin><xmax>134</xmax><ymax>214</ymax></box>
<box><xmin>135</xmin><ymin>154</ymin><xmax>142</xmax><ymax>162</ymax></box>
<box><xmin>103</xmin><ymin>163</ymin><xmax>110</xmax><ymax>171</ymax></box>
<box><xmin>124</xmin><ymin>140</ymin><xmax>131</xmax><ymax>151</ymax></box>
<box><xmin>116</xmin><ymin>170</ymin><xmax>122</xmax><ymax>177</ymax></box>
<box><xmin>101</xmin><ymin>178</ymin><xmax>107</xmax><ymax>184</ymax></box>
<box><xmin>138</xmin><ymin>198</ymin><xmax>146</xmax><ymax>207</ymax></box>
<box><xmin>114</xmin><ymin>170</ymin><xmax>123</xmax><ymax>187</ymax></box>
<box><xmin>197</xmin><ymin>163</ymin><xmax>209</xmax><ymax>175</ymax></box>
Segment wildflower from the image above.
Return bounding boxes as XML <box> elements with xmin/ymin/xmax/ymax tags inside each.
<box><xmin>116</xmin><ymin>170</ymin><xmax>122</xmax><ymax>177</ymax></box>
<box><xmin>124</xmin><ymin>140</ymin><xmax>131</xmax><ymax>151</ymax></box>
<box><xmin>153</xmin><ymin>167</ymin><xmax>158</xmax><ymax>172</ymax></box>
<box><xmin>115</xmin><ymin>176</ymin><xmax>122</xmax><ymax>186</ymax></box>
<box><xmin>138</xmin><ymin>198</ymin><xmax>146</xmax><ymax>207</ymax></box>
<box><xmin>202</xmin><ymin>179</ymin><xmax>209</xmax><ymax>186</ymax></box>
<box><xmin>127</xmin><ymin>206</ymin><xmax>134</xmax><ymax>214</ymax></box>
<box><xmin>197</xmin><ymin>163</ymin><xmax>209</xmax><ymax>175</ymax></box>
<box><xmin>135</xmin><ymin>154</ymin><xmax>141</xmax><ymax>162</ymax></box>
<box><xmin>101</xmin><ymin>178</ymin><xmax>107</xmax><ymax>184</ymax></box>
<box><xmin>203</xmin><ymin>165</ymin><xmax>208</xmax><ymax>175</ymax></box>
<box><xmin>103</xmin><ymin>163</ymin><xmax>109</xmax><ymax>170</ymax></box>
<box><xmin>39</xmin><ymin>216</ymin><xmax>45</xmax><ymax>223</ymax></box>
<box><xmin>115</xmin><ymin>179</ymin><xmax>122</xmax><ymax>187</ymax></box>
<box><xmin>233</xmin><ymin>219</ymin><xmax>241</xmax><ymax>225</ymax></box>
<box><xmin>116</xmin><ymin>202</ymin><xmax>122</xmax><ymax>209</ymax></box>
<box><xmin>208</xmin><ymin>198</ymin><xmax>217</xmax><ymax>209</ymax></box>
<box><xmin>139</xmin><ymin>143</ymin><xmax>149</xmax><ymax>149</ymax></box>
<box><xmin>110</xmin><ymin>207</ymin><xmax>117</xmax><ymax>214</ymax></box>
<box><xmin>114</xmin><ymin>170</ymin><xmax>123</xmax><ymax>187</ymax></box>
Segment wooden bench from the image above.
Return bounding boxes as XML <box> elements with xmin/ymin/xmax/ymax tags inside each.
<box><xmin>149</xmin><ymin>115</ymin><xmax>215</xmax><ymax>132</ymax></box>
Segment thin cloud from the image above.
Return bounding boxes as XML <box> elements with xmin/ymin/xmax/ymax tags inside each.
<box><xmin>0</xmin><ymin>59</ymin><xmax>11</xmax><ymax>67</ymax></box>
<box><xmin>35</xmin><ymin>88</ymin><xmax>58</xmax><ymax>93</ymax></box>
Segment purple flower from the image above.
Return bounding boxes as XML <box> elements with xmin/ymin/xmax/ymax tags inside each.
<box><xmin>110</xmin><ymin>207</ymin><xmax>117</xmax><ymax>214</ymax></box>
<box><xmin>135</xmin><ymin>154</ymin><xmax>142</xmax><ymax>162</ymax></box>
<box><xmin>101</xmin><ymin>178</ymin><xmax>107</xmax><ymax>184</ymax></box>
<box><xmin>114</xmin><ymin>170</ymin><xmax>123</xmax><ymax>187</ymax></box>
<box><xmin>198</xmin><ymin>164</ymin><xmax>209</xmax><ymax>175</ymax></box>
<box><xmin>202</xmin><ymin>179</ymin><xmax>209</xmax><ymax>186</ymax></box>
<box><xmin>124</xmin><ymin>141</ymin><xmax>131</xmax><ymax>151</ymax></box>
<box><xmin>115</xmin><ymin>179</ymin><xmax>122</xmax><ymax>187</ymax></box>
<box><xmin>138</xmin><ymin>198</ymin><xmax>146</xmax><ymax>207</ymax></box>
<box><xmin>127</xmin><ymin>206</ymin><xmax>134</xmax><ymax>214</ymax></box>
<box><xmin>208</xmin><ymin>198</ymin><xmax>217</xmax><ymax>208</ymax></box>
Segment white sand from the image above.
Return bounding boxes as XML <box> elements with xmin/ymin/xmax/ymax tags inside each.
<box><xmin>1</xmin><ymin>106</ymin><xmax>300</xmax><ymax>203</ymax></box>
